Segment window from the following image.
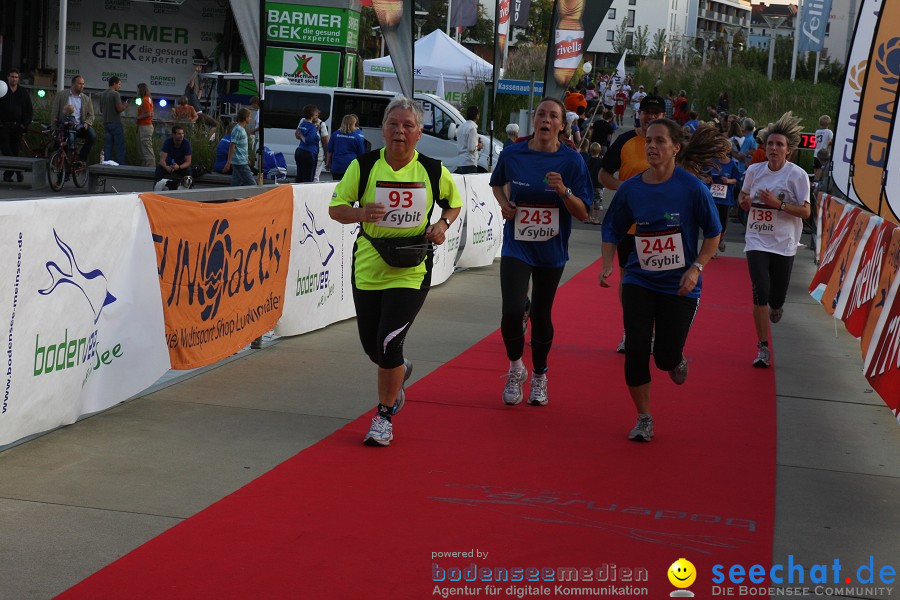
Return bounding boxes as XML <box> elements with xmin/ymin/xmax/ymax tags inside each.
<box><xmin>419</xmin><ymin>100</ymin><xmax>455</xmax><ymax>139</ymax></box>
<box><xmin>629</xmin><ymin>0</ymin><xmax>636</xmax><ymax>5</ymax></box>
<box><xmin>333</xmin><ymin>93</ymin><xmax>392</xmax><ymax>129</ymax></box>
<box><xmin>607</xmin><ymin>30</ymin><xmax>615</xmax><ymax>41</ymax></box>
<box><xmin>265</xmin><ymin>90</ymin><xmax>331</xmax><ymax>130</ymax></box>
<box><xmin>608</xmin><ymin>8</ymin><xmax>616</xmax><ymax>19</ymax></box>
<box><xmin>626</xmin><ymin>32</ymin><xmax>634</xmax><ymax>49</ymax></box>
<box><xmin>627</xmin><ymin>10</ymin><xmax>635</xmax><ymax>27</ymax></box>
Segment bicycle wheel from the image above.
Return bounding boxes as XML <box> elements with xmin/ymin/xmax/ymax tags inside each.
<box><xmin>72</xmin><ymin>159</ymin><xmax>88</xmax><ymax>188</ymax></box>
<box><xmin>48</xmin><ymin>151</ymin><xmax>66</xmax><ymax>191</ymax></box>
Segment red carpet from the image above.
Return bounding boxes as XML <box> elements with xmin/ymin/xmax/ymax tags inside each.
<box><xmin>58</xmin><ymin>257</ymin><xmax>775</xmax><ymax>599</ymax></box>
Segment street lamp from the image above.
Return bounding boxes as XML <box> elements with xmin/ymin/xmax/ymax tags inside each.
<box><xmin>415</xmin><ymin>10</ymin><xmax>428</xmax><ymax>39</ymax></box>
<box><xmin>700</xmin><ymin>30</ymin><xmax>716</xmax><ymax>66</ymax></box>
<box><xmin>762</xmin><ymin>14</ymin><xmax>787</xmax><ymax>80</ymax></box>
<box><xmin>724</xmin><ymin>25</ymin><xmax>741</xmax><ymax>67</ymax></box>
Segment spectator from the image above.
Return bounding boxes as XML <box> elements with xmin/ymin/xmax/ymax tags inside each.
<box><xmin>504</xmin><ymin>123</ymin><xmax>519</xmax><ymax>148</ymax></box>
<box><xmin>100</xmin><ymin>76</ymin><xmax>127</xmax><ymax>164</ymax></box>
<box><xmin>50</xmin><ymin>74</ymin><xmax>96</xmax><ymax>163</ymax></box>
<box><xmin>732</xmin><ymin>117</ymin><xmax>758</xmax><ymax>175</ymax></box>
<box><xmin>673</xmin><ymin>90</ymin><xmax>689</xmax><ymax>124</ymax></box>
<box><xmin>224</xmin><ymin>108</ymin><xmax>255</xmax><ymax>187</ymax></box>
<box><xmin>326</xmin><ymin>114</ymin><xmax>366</xmax><ymax>181</ymax></box>
<box><xmin>716</xmin><ymin>91</ymin><xmax>729</xmax><ymax>121</ymax></box>
<box><xmin>814</xmin><ymin>115</ymin><xmax>833</xmax><ymax>180</ymax></box>
<box><xmin>60</xmin><ymin>104</ymin><xmax>78</xmax><ymax>151</ymax></box>
<box><xmin>155</xmin><ymin>125</ymin><xmax>192</xmax><ymax>183</ymax></box>
<box><xmin>248</xmin><ymin>96</ymin><xmax>261</xmax><ymax>135</ymax></box>
<box><xmin>684</xmin><ymin>111</ymin><xmax>701</xmax><ymax>134</ymax></box>
<box><xmin>564</xmin><ymin>86</ymin><xmax>587</xmax><ymax>112</ymax></box>
<box><xmin>136</xmin><ymin>82</ymin><xmax>155</xmax><ymax>167</ymax></box>
<box><xmin>314</xmin><ymin>111</ymin><xmax>329</xmax><ymax>182</ymax></box>
<box><xmin>456</xmin><ymin>105</ymin><xmax>483</xmax><ymax>174</ymax></box>
<box><xmin>184</xmin><ymin>65</ymin><xmax>219</xmax><ymax>128</ymax></box>
<box><xmin>294</xmin><ymin>104</ymin><xmax>320</xmax><ymax>183</ymax></box>
<box><xmin>664</xmin><ymin>90</ymin><xmax>675</xmax><ymax>120</ymax></box>
<box><xmin>173</xmin><ymin>96</ymin><xmax>198</xmax><ymax>124</ymax></box>
<box><xmin>0</xmin><ymin>68</ymin><xmax>33</xmax><ymax>182</ymax></box>
<box><xmin>586</xmin><ymin>142</ymin><xmax>605</xmax><ymax>222</ymax></box>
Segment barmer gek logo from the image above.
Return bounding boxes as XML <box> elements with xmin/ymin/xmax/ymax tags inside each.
<box><xmin>38</xmin><ymin>229</ymin><xmax>117</xmax><ymax>324</ymax></box>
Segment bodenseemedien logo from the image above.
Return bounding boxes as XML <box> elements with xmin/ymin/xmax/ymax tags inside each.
<box><xmin>668</xmin><ymin>558</ymin><xmax>697</xmax><ymax>597</ymax></box>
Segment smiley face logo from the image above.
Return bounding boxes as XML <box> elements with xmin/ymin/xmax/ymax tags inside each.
<box><xmin>668</xmin><ymin>558</ymin><xmax>697</xmax><ymax>588</ymax></box>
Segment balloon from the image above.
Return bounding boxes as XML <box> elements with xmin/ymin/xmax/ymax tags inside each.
<box><xmin>0</xmin><ymin>81</ymin><xmax>7</xmax><ymax>98</ymax></box>
<box><xmin>582</xmin><ymin>62</ymin><xmax>592</xmax><ymax>74</ymax></box>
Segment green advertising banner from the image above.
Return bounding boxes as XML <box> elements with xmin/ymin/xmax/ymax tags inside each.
<box><xmin>266</xmin><ymin>2</ymin><xmax>360</xmax><ymax>49</ymax></box>
<box><xmin>267</xmin><ymin>47</ymin><xmax>342</xmax><ymax>87</ymax></box>
<box><xmin>343</xmin><ymin>54</ymin><xmax>357</xmax><ymax>88</ymax></box>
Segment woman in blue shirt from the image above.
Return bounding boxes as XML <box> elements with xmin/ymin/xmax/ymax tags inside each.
<box><xmin>490</xmin><ymin>98</ymin><xmax>592</xmax><ymax>407</ymax></box>
<box><xmin>701</xmin><ymin>157</ymin><xmax>740</xmax><ymax>254</ymax></box>
<box><xmin>294</xmin><ymin>104</ymin><xmax>321</xmax><ymax>183</ymax></box>
<box><xmin>326</xmin><ymin>114</ymin><xmax>366</xmax><ymax>181</ymax></box>
<box><xmin>600</xmin><ymin>121</ymin><xmax>728</xmax><ymax>442</ymax></box>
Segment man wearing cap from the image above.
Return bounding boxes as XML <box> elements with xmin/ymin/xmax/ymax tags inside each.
<box><xmin>598</xmin><ymin>94</ymin><xmax>666</xmax><ymax>353</ymax></box>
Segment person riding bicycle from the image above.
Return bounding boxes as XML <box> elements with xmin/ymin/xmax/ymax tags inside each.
<box><xmin>60</xmin><ymin>105</ymin><xmax>78</xmax><ymax>153</ymax></box>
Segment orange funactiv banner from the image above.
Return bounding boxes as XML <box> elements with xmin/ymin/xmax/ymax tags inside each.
<box><xmin>820</xmin><ymin>210</ymin><xmax>873</xmax><ymax>316</ymax></box>
<box><xmin>861</xmin><ymin>225</ymin><xmax>900</xmax><ymax>359</ymax></box>
<box><xmin>839</xmin><ymin>219</ymin><xmax>897</xmax><ymax>340</ymax></box>
<box><xmin>809</xmin><ymin>201</ymin><xmax>859</xmax><ymax>302</ymax></box>
<box><xmin>141</xmin><ymin>186</ymin><xmax>293</xmax><ymax>369</ymax></box>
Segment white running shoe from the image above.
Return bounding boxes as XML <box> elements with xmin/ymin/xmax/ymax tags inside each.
<box><xmin>616</xmin><ymin>334</ymin><xmax>626</xmax><ymax>354</ymax></box>
<box><xmin>753</xmin><ymin>343</ymin><xmax>771</xmax><ymax>368</ymax></box>
<box><xmin>363</xmin><ymin>415</ymin><xmax>393</xmax><ymax>446</ymax></box>
<box><xmin>502</xmin><ymin>364</ymin><xmax>528</xmax><ymax>405</ymax></box>
<box><xmin>628</xmin><ymin>414</ymin><xmax>654</xmax><ymax>442</ymax></box>
<box><xmin>527</xmin><ymin>373</ymin><xmax>548</xmax><ymax>406</ymax></box>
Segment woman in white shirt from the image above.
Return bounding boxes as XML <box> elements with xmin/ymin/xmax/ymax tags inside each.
<box><xmin>738</xmin><ymin>112</ymin><xmax>811</xmax><ymax>368</ymax></box>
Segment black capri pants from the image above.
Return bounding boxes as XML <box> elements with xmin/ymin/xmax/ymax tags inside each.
<box><xmin>746</xmin><ymin>250</ymin><xmax>795</xmax><ymax>309</ymax></box>
<box><xmin>622</xmin><ymin>283</ymin><xmax>698</xmax><ymax>387</ymax></box>
<box><xmin>352</xmin><ymin>286</ymin><xmax>429</xmax><ymax>369</ymax></box>
<box><xmin>500</xmin><ymin>256</ymin><xmax>565</xmax><ymax>373</ymax></box>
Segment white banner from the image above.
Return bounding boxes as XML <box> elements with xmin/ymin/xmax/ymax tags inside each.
<box><xmin>275</xmin><ymin>182</ymin><xmax>357</xmax><ymax>338</ymax></box>
<box><xmin>456</xmin><ymin>174</ymin><xmax>503</xmax><ymax>268</ymax></box>
<box><xmin>47</xmin><ymin>0</ymin><xmax>227</xmax><ymax>94</ymax></box>
<box><xmin>428</xmin><ymin>177</ymin><xmax>467</xmax><ymax>285</ymax></box>
<box><xmin>0</xmin><ymin>194</ymin><xmax>169</xmax><ymax>447</ymax></box>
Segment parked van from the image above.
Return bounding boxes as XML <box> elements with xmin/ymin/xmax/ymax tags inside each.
<box><xmin>262</xmin><ymin>84</ymin><xmax>503</xmax><ymax>176</ymax></box>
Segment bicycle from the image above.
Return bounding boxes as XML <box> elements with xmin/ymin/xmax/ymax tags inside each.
<box><xmin>47</xmin><ymin>126</ymin><xmax>87</xmax><ymax>191</ymax></box>
<box><xmin>21</xmin><ymin>123</ymin><xmax>58</xmax><ymax>158</ymax></box>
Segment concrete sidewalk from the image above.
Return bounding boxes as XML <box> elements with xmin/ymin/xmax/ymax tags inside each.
<box><xmin>0</xmin><ymin>213</ymin><xmax>897</xmax><ymax>599</ymax></box>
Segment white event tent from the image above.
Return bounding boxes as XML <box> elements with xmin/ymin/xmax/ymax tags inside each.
<box><xmin>363</xmin><ymin>29</ymin><xmax>492</xmax><ymax>104</ymax></box>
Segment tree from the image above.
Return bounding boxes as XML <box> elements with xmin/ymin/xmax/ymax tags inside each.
<box><xmin>612</xmin><ymin>18</ymin><xmax>629</xmax><ymax>55</ymax></box>
<box><xmin>650</xmin><ymin>29</ymin><xmax>667</xmax><ymax>59</ymax></box>
<box><xmin>514</xmin><ymin>0</ymin><xmax>554</xmax><ymax>46</ymax></box>
<box><xmin>420</xmin><ymin>1</ymin><xmax>495</xmax><ymax>46</ymax></box>
<box><xmin>633</xmin><ymin>25</ymin><xmax>650</xmax><ymax>59</ymax></box>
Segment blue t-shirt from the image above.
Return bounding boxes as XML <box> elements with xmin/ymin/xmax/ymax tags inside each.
<box><xmin>736</xmin><ymin>136</ymin><xmax>758</xmax><ymax>175</ymax></box>
<box><xmin>296</xmin><ymin>119</ymin><xmax>320</xmax><ymax>155</ymax></box>
<box><xmin>327</xmin><ymin>130</ymin><xmax>366</xmax><ymax>174</ymax></box>
<box><xmin>685</xmin><ymin>119</ymin><xmax>701</xmax><ymax>134</ymax></box>
<box><xmin>214</xmin><ymin>135</ymin><xmax>232</xmax><ymax>172</ymax></box>
<box><xmin>602</xmin><ymin>166</ymin><xmax>721</xmax><ymax>298</ymax></box>
<box><xmin>490</xmin><ymin>141</ymin><xmax>593</xmax><ymax>268</ymax></box>
<box><xmin>704</xmin><ymin>158</ymin><xmax>740</xmax><ymax>206</ymax></box>
<box><xmin>161</xmin><ymin>137</ymin><xmax>192</xmax><ymax>167</ymax></box>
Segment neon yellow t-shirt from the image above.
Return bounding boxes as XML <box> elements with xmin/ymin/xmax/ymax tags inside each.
<box><xmin>330</xmin><ymin>149</ymin><xmax>463</xmax><ymax>290</ymax></box>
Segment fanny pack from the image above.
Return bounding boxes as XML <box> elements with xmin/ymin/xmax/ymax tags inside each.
<box><xmin>359</xmin><ymin>228</ymin><xmax>432</xmax><ymax>268</ymax></box>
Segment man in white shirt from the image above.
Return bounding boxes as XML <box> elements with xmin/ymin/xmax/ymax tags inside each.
<box><xmin>456</xmin><ymin>105</ymin><xmax>482</xmax><ymax>174</ymax></box>
<box><xmin>631</xmin><ymin>85</ymin><xmax>647</xmax><ymax>127</ymax></box>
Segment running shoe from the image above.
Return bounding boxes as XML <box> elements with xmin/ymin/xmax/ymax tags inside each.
<box><xmin>753</xmin><ymin>343</ymin><xmax>771</xmax><ymax>368</ymax></box>
<box><xmin>393</xmin><ymin>359</ymin><xmax>413</xmax><ymax>415</ymax></box>
<box><xmin>363</xmin><ymin>415</ymin><xmax>393</xmax><ymax>446</ymax></box>
<box><xmin>718</xmin><ymin>239</ymin><xmax>726</xmax><ymax>252</ymax></box>
<box><xmin>769</xmin><ymin>307</ymin><xmax>784</xmax><ymax>324</ymax></box>
<box><xmin>502</xmin><ymin>364</ymin><xmax>528</xmax><ymax>405</ymax></box>
<box><xmin>527</xmin><ymin>373</ymin><xmax>548</xmax><ymax>406</ymax></box>
<box><xmin>628</xmin><ymin>414</ymin><xmax>654</xmax><ymax>442</ymax></box>
<box><xmin>616</xmin><ymin>334</ymin><xmax>626</xmax><ymax>354</ymax></box>
<box><xmin>669</xmin><ymin>356</ymin><xmax>689</xmax><ymax>385</ymax></box>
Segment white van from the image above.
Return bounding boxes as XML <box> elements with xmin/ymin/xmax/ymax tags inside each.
<box><xmin>262</xmin><ymin>84</ymin><xmax>503</xmax><ymax>176</ymax></box>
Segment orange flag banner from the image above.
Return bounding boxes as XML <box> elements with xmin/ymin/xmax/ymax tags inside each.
<box><xmin>820</xmin><ymin>210</ymin><xmax>873</xmax><ymax>316</ymax></box>
<box><xmin>839</xmin><ymin>219</ymin><xmax>897</xmax><ymax>340</ymax></box>
<box><xmin>141</xmin><ymin>186</ymin><xmax>293</xmax><ymax>369</ymax></box>
<box><xmin>861</xmin><ymin>225</ymin><xmax>900</xmax><ymax>360</ymax></box>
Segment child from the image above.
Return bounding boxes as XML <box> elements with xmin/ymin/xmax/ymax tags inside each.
<box><xmin>586</xmin><ymin>142</ymin><xmax>604</xmax><ymax>224</ymax></box>
<box><xmin>60</xmin><ymin>104</ymin><xmax>78</xmax><ymax>154</ymax></box>
<box><xmin>224</xmin><ymin>108</ymin><xmax>256</xmax><ymax>187</ymax></box>
<box><xmin>814</xmin><ymin>115</ymin><xmax>833</xmax><ymax>181</ymax></box>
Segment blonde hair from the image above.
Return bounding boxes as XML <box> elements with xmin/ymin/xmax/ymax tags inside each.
<box><xmin>768</xmin><ymin>111</ymin><xmax>803</xmax><ymax>151</ymax></box>
<box><xmin>645</xmin><ymin>119</ymin><xmax>730</xmax><ymax>176</ymax></box>
<box><xmin>818</xmin><ymin>114</ymin><xmax>831</xmax><ymax>128</ymax></box>
<box><xmin>590</xmin><ymin>142</ymin><xmax>601</xmax><ymax>156</ymax></box>
<box><xmin>339</xmin><ymin>114</ymin><xmax>358</xmax><ymax>134</ymax></box>
<box><xmin>63</xmin><ymin>104</ymin><xmax>75</xmax><ymax>115</ymax></box>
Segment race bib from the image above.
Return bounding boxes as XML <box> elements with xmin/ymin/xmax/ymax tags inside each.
<box><xmin>514</xmin><ymin>206</ymin><xmax>560</xmax><ymax>242</ymax></box>
<box><xmin>375</xmin><ymin>182</ymin><xmax>428</xmax><ymax>228</ymax></box>
<box><xmin>636</xmin><ymin>230</ymin><xmax>685</xmax><ymax>271</ymax></box>
<box><xmin>748</xmin><ymin>204</ymin><xmax>777</xmax><ymax>234</ymax></box>
<box><xmin>710</xmin><ymin>183</ymin><xmax>728</xmax><ymax>199</ymax></box>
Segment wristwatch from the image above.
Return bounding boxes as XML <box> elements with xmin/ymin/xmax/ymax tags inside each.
<box><xmin>564</xmin><ymin>187</ymin><xmax>573</xmax><ymax>198</ymax></box>
<box><xmin>692</xmin><ymin>262</ymin><xmax>704</xmax><ymax>272</ymax></box>
<box><xmin>779</xmin><ymin>201</ymin><xmax>786</xmax><ymax>211</ymax></box>
<box><xmin>440</xmin><ymin>217</ymin><xmax>452</xmax><ymax>228</ymax></box>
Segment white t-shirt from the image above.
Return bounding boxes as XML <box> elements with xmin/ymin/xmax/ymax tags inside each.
<box><xmin>631</xmin><ymin>91</ymin><xmax>647</xmax><ymax>111</ymax></box>
<box><xmin>456</xmin><ymin>119</ymin><xmax>479</xmax><ymax>167</ymax></box>
<box><xmin>317</xmin><ymin>121</ymin><xmax>329</xmax><ymax>161</ymax></box>
<box><xmin>741</xmin><ymin>161</ymin><xmax>810</xmax><ymax>256</ymax></box>
<box><xmin>603</xmin><ymin>87</ymin><xmax>617</xmax><ymax>106</ymax></box>
<box><xmin>815</xmin><ymin>128</ymin><xmax>833</xmax><ymax>152</ymax></box>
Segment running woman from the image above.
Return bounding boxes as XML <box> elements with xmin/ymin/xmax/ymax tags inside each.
<box><xmin>738</xmin><ymin>112</ymin><xmax>810</xmax><ymax>368</ymax></box>
<box><xmin>329</xmin><ymin>97</ymin><xmax>462</xmax><ymax>446</ymax></box>
<box><xmin>491</xmin><ymin>97</ymin><xmax>592</xmax><ymax>407</ymax></box>
<box><xmin>600</xmin><ymin>120</ymin><xmax>728</xmax><ymax>442</ymax></box>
